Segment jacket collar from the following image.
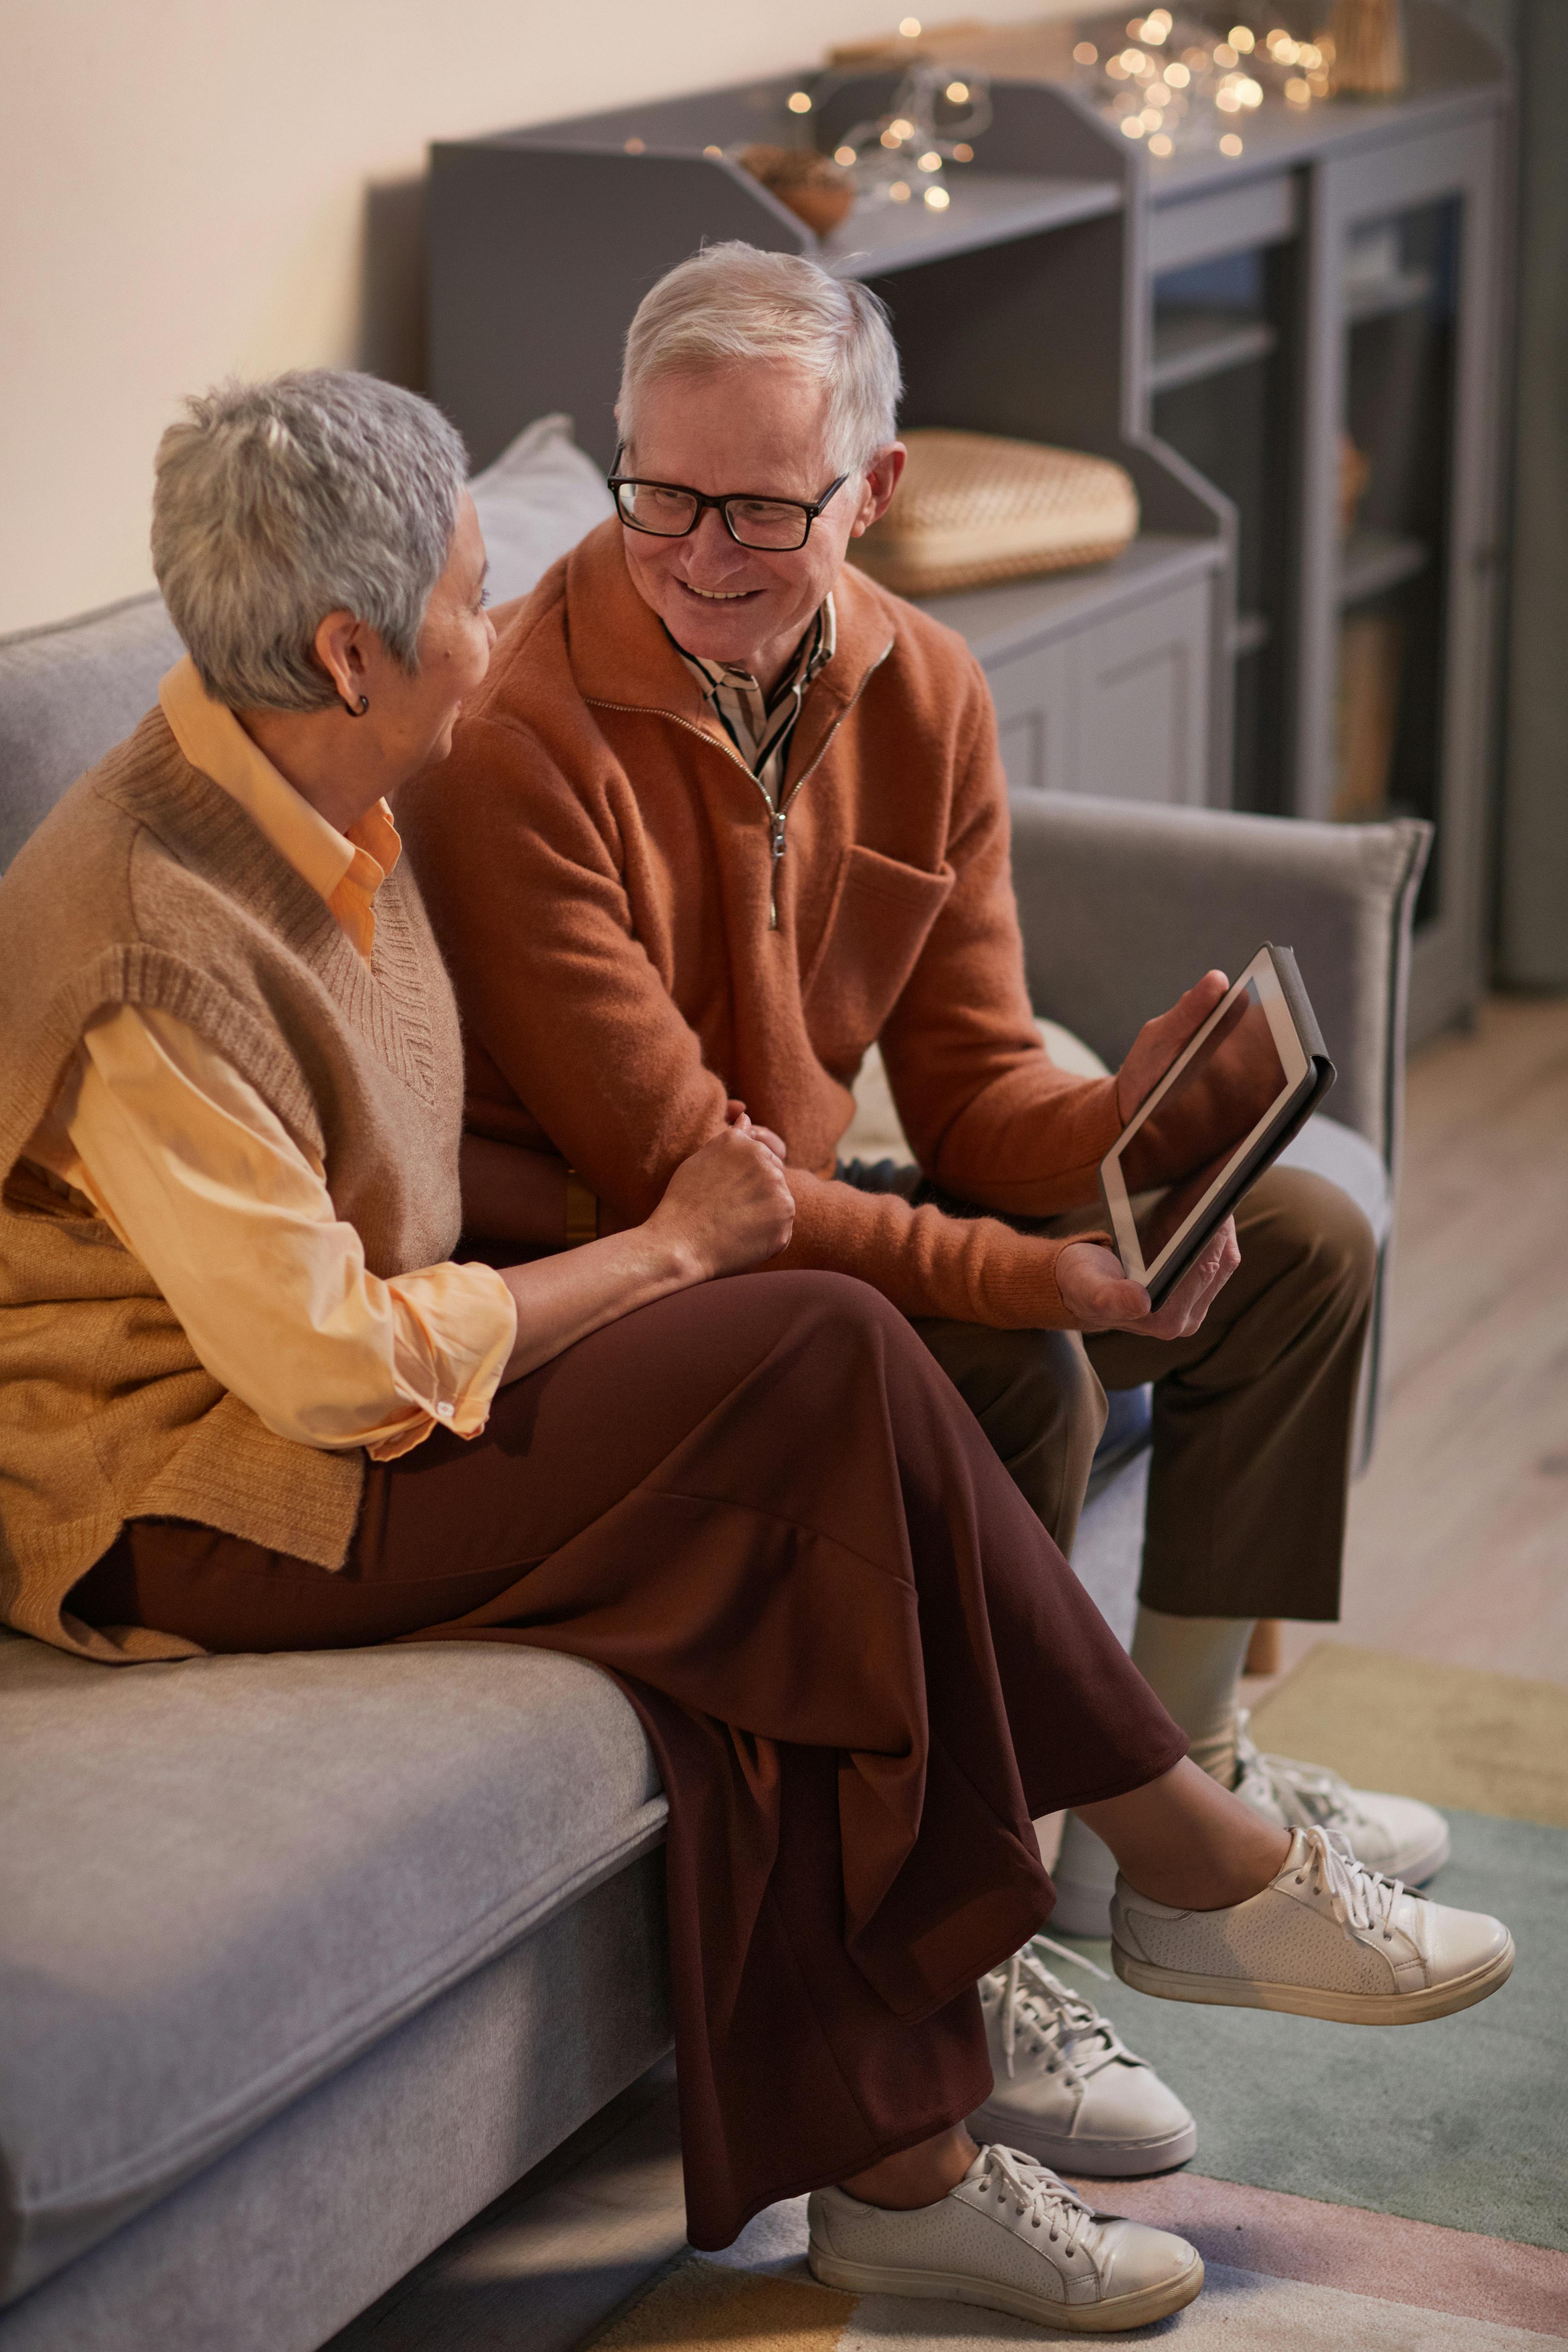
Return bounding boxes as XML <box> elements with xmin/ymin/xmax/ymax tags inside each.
<box><xmin>563</xmin><ymin>518</ymin><xmax>898</xmax><ymax>773</ymax></box>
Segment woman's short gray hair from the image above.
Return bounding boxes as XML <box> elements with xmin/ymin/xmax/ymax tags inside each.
<box><xmin>151</xmin><ymin>370</ymin><xmax>469</xmax><ymax>713</ymax></box>
<box><xmin>618</xmin><ymin>243</ymin><xmax>902</xmax><ymax>476</ymax></box>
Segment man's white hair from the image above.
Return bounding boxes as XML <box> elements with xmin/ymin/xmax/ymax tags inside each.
<box><xmin>618</xmin><ymin>243</ymin><xmax>902</xmax><ymax>477</ymax></box>
<box><xmin>151</xmin><ymin>369</ymin><xmax>468</xmax><ymax>714</ymax></box>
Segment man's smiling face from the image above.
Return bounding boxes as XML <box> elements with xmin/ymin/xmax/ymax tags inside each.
<box><xmin>617</xmin><ymin>361</ymin><xmax>902</xmax><ymax>695</ymax></box>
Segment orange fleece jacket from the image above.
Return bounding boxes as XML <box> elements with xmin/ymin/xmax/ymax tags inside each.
<box><xmin>402</xmin><ymin>520</ymin><xmax>1122</xmax><ymax>1328</ymax></box>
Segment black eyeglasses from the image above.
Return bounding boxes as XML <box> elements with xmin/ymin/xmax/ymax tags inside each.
<box><xmin>607</xmin><ymin>448</ymin><xmax>849</xmax><ymax>553</ymax></box>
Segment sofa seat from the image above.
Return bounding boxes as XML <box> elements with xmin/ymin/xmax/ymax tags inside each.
<box><xmin>0</xmin><ymin>1633</ymin><xmax>664</xmax><ymax>2305</ymax></box>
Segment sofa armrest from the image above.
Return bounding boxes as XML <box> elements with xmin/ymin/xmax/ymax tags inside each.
<box><xmin>1009</xmin><ymin>793</ymin><xmax>1431</xmax><ymax>1177</ymax></box>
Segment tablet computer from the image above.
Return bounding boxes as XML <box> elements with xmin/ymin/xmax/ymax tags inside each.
<box><xmin>1098</xmin><ymin>944</ymin><xmax>1336</xmax><ymax>1306</ymax></box>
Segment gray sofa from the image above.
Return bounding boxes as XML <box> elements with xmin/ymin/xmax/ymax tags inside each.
<box><xmin>0</xmin><ymin>424</ymin><xmax>1429</xmax><ymax>2352</ymax></box>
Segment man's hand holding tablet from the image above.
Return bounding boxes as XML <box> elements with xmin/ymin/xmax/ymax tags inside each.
<box><xmin>1056</xmin><ymin>951</ymin><xmax>1335</xmax><ymax>1339</ymax></box>
<box><xmin>1057</xmin><ymin>972</ymin><xmax>1240</xmax><ymax>1338</ymax></box>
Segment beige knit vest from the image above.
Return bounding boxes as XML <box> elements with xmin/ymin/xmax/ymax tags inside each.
<box><xmin>0</xmin><ymin>709</ymin><xmax>466</xmax><ymax>1661</ymax></box>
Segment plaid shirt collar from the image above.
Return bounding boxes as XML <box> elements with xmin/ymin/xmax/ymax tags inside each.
<box><xmin>667</xmin><ymin>596</ymin><xmax>837</xmax><ymax>798</ymax></box>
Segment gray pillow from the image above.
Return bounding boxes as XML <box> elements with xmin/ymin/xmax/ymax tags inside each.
<box><xmin>467</xmin><ymin>411</ymin><xmax>615</xmax><ymax>607</ymax></box>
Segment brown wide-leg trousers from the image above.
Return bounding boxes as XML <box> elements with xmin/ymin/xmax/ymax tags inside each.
<box><xmin>73</xmin><ymin>1271</ymin><xmax>1184</xmax><ymax>2250</ymax></box>
<box><xmin>913</xmin><ymin>1167</ymin><xmax>1378</xmax><ymax>1620</ymax></box>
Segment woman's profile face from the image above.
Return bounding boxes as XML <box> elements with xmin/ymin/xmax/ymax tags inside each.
<box><xmin>328</xmin><ymin>491</ymin><xmax>494</xmax><ymax>790</ymax></box>
<box><xmin>388</xmin><ymin>492</ymin><xmax>495</xmax><ymax>773</ymax></box>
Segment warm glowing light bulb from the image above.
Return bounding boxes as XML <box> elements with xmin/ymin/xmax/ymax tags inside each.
<box><xmin>880</xmin><ymin>127</ymin><xmax>901</xmax><ymax>147</ymax></box>
<box><xmin>1073</xmin><ymin>40</ymin><xmax>1098</xmax><ymax>63</ymax></box>
<box><xmin>889</xmin><ymin>117</ymin><xmax>914</xmax><ymax>137</ymax></box>
<box><xmin>1285</xmin><ymin>74</ymin><xmax>1311</xmax><ymax>102</ymax></box>
<box><xmin>1122</xmin><ymin>48</ymin><xmax>1147</xmax><ymax>69</ymax></box>
<box><xmin>1105</xmin><ymin>54</ymin><xmax>1128</xmax><ymax>77</ymax></box>
<box><xmin>786</xmin><ymin>90</ymin><xmax>812</xmax><ymax>113</ymax></box>
<box><xmin>917</xmin><ymin>149</ymin><xmax>942</xmax><ymax>170</ymax></box>
<box><xmin>834</xmin><ymin>144</ymin><xmax>857</xmax><ymax>165</ymax></box>
<box><xmin>946</xmin><ymin>78</ymin><xmax>970</xmax><ymax>101</ymax></box>
<box><xmin>1215</xmin><ymin>85</ymin><xmax>1241</xmax><ymax>109</ymax></box>
<box><xmin>1140</xmin><ymin>107</ymin><xmax>1163</xmax><ymax>128</ymax></box>
<box><xmin>1229</xmin><ymin>24</ymin><xmax>1255</xmax><ymax>50</ymax></box>
<box><xmin>1298</xmin><ymin>43</ymin><xmax>1322</xmax><ymax>67</ymax></box>
<box><xmin>952</xmin><ymin>140</ymin><xmax>973</xmax><ymax>159</ymax></box>
<box><xmin>1165</xmin><ymin>59</ymin><xmax>1190</xmax><ymax>84</ymax></box>
<box><xmin>1214</xmin><ymin>41</ymin><xmax>1238</xmax><ymax>65</ymax></box>
<box><xmin>1148</xmin><ymin>131</ymin><xmax>1174</xmax><ymax>155</ymax></box>
<box><xmin>1220</xmin><ymin>131</ymin><xmax>1244</xmax><ymax>154</ymax></box>
<box><xmin>624</xmin><ymin>136</ymin><xmax>645</xmax><ymax>152</ymax></box>
<box><xmin>898</xmin><ymin>14</ymin><xmax>921</xmax><ymax>33</ymax></box>
<box><xmin>1120</xmin><ymin>114</ymin><xmax>1145</xmax><ymax>135</ymax></box>
<box><xmin>924</xmin><ymin>183</ymin><xmax>950</xmax><ymax>208</ymax></box>
<box><xmin>889</xmin><ymin>179</ymin><xmax>911</xmax><ymax>199</ymax></box>
<box><xmin>1240</xmin><ymin>76</ymin><xmax>1263</xmax><ymax>104</ymax></box>
<box><xmin>703</xmin><ymin>144</ymin><xmax>722</xmax><ymax>156</ymax></box>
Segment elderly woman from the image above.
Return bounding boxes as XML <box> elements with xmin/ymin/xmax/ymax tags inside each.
<box><xmin>0</xmin><ymin>372</ymin><xmax>1510</xmax><ymax>2337</ymax></box>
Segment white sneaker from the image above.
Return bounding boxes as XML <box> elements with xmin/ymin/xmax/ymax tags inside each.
<box><xmin>968</xmin><ymin>1939</ymin><xmax>1196</xmax><ymax>2176</ymax></box>
<box><xmin>1111</xmin><ymin>1825</ymin><xmax>1514</xmax><ymax>2026</ymax></box>
<box><xmin>808</xmin><ymin>2142</ymin><xmax>1203</xmax><ymax>2334</ymax></box>
<box><xmin>1232</xmin><ymin>1709</ymin><xmax>1451</xmax><ymax>1885</ymax></box>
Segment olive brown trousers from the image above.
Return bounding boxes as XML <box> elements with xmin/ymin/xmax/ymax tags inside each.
<box><xmin>73</xmin><ymin>1271</ymin><xmax>1183</xmax><ymax>2250</ymax></box>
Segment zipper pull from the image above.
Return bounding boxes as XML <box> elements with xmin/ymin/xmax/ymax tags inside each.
<box><xmin>769</xmin><ymin>808</ymin><xmax>787</xmax><ymax>932</ymax></box>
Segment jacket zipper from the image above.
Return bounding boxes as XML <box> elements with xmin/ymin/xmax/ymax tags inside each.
<box><xmin>587</xmin><ymin>637</ymin><xmax>894</xmax><ymax>934</ymax></box>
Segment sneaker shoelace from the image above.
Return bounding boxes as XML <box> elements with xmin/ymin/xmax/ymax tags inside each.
<box><xmin>990</xmin><ymin>1939</ymin><xmax>1137</xmax><ymax>2083</ymax></box>
<box><xmin>1235</xmin><ymin>1711</ymin><xmax>1377</xmax><ymax>1838</ymax></box>
<box><xmin>1297</xmin><ymin>1823</ymin><xmax>1426</xmax><ymax>1958</ymax></box>
<box><xmin>976</xmin><ymin>2143</ymin><xmax>1095</xmax><ymax>2256</ymax></box>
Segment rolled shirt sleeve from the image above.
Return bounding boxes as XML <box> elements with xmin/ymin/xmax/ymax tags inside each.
<box><xmin>46</xmin><ymin>1004</ymin><xmax>517</xmax><ymax>1459</ymax></box>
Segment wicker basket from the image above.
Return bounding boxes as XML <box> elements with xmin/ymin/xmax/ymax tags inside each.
<box><xmin>849</xmin><ymin>428</ymin><xmax>1139</xmax><ymax>597</ymax></box>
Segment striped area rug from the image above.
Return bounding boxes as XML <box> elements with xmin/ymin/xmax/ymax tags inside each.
<box><xmin>592</xmin><ymin>1648</ymin><xmax>1568</xmax><ymax>2348</ymax></box>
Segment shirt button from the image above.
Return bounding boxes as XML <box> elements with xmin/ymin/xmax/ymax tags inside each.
<box><xmin>434</xmin><ymin>1401</ymin><xmax>456</xmax><ymax>1421</ymax></box>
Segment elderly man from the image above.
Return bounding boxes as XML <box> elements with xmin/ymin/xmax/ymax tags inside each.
<box><xmin>404</xmin><ymin>241</ymin><xmax>1446</xmax><ymax>2165</ymax></box>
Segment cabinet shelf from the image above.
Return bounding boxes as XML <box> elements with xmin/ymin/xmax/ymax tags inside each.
<box><xmin>1339</xmin><ymin>531</ymin><xmax>1431</xmax><ymax>605</ymax></box>
<box><xmin>912</xmin><ymin>535</ymin><xmax>1221</xmax><ymax>663</ymax></box>
<box><xmin>1345</xmin><ymin>266</ymin><xmax>1435</xmax><ymax>324</ymax></box>
<box><xmin>1150</xmin><ymin>313</ymin><xmax>1279</xmax><ymax>394</ymax></box>
<box><xmin>819</xmin><ymin>173</ymin><xmax>1121</xmax><ymax>279</ymax></box>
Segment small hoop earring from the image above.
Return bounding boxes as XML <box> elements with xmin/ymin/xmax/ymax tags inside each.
<box><xmin>342</xmin><ymin>692</ymin><xmax>369</xmax><ymax>718</ymax></box>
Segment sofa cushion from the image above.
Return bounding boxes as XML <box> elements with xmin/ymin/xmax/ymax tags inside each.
<box><xmin>0</xmin><ymin>1631</ymin><xmax>664</xmax><ymax>2304</ymax></box>
<box><xmin>0</xmin><ymin>414</ymin><xmax>612</xmax><ymax>878</ymax></box>
<box><xmin>0</xmin><ymin>594</ymin><xmax>183</xmax><ymax>873</ymax></box>
<box><xmin>468</xmin><ymin>410</ymin><xmax>615</xmax><ymax>605</ymax></box>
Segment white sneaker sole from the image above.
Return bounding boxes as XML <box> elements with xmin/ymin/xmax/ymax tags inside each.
<box><xmin>807</xmin><ymin>2240</ymin><xmax>1204</xmax><ymax>2334</ymax></box>
<box><xmin>1111</xmin><ymin>1932</ymin><xmax>1514</xmax><ymax>2026</ymax></box>
<box><xmin>967</xmin><ymin>2100</ymin><xmax>1197</xmax><ymax>2178</ymax></box>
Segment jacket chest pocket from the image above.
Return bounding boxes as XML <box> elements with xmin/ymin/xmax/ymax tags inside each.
<box><xmin>800</xmin><ymin>846</ymin><xmax>954</xmax><ymax>1077</ymax></box>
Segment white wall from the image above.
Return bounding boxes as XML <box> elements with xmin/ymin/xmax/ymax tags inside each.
<box><xmin>0</xmin><ymin>0</ymin><xmax>1075</xmax><ymax>634</ymax></box>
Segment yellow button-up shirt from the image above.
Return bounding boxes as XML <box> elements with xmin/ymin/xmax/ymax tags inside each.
<box><xmin>23</xmin><ymin>661</ymin><xmax>516</xmax><ymax>1462</ymax></box>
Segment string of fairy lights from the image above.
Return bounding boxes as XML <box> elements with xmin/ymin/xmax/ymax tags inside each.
<box><xmin>1072</xmin><ymin>11</ymin><xmax>1337</xmax><ymax>159</ymax></box>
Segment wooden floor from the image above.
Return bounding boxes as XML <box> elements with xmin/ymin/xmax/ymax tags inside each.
<box><xmin>327</xmin><ymin>994</ymin><xmax>1568</xmax><ymax>2352</ymax></box>
<box><xmin>1266</xmin><ymin>993</ymin><xmax>1568</xmax><ymax>1690</ymax></box>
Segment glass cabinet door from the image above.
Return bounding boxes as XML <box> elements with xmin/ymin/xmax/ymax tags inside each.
<box><xmin>1149</xmin><ymin>235</ymin><xmax>1299</xmax><ymax>818</ymax></box>
<box><xmin>1298</xmin><ymin>119</ymin><xmax>1505</xmax><ymax>1041</ymax></box>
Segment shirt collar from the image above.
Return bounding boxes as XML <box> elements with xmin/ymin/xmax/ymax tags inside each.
<box><xmin>669</xmin><ymin>594</ymin><xmax>836</xmax><ymax>715</ymax></box>
<box><xmin>158</xmin><ymin>658</ymin><xmax>399</xmax><ymax>958</ymax></box>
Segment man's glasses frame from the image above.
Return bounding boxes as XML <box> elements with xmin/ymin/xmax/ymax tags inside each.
<box><xmin>607</xmin><ymin>447</ymin><xmax>849</xmax><ymax>553</ymax></box>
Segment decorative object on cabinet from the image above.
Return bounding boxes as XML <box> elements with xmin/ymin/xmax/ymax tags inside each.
<box><xmin>850</xmin><ymin>428</ymin><xmax>1139</xmax><ymax>594</ymax></box>
<box><xmin>1330</xmin><ymin>0</ymin><xmax>1410</xmax><ymax>96</ymax></box>
<box><xmin>827</xmin><ymin>60</ymin><xmax>992</xmax><ymax>213</ymax></box>
<box><xmin>735</xmin><ymin>145</ymin><xmax>855</xmax><ymax>233</ymax></box>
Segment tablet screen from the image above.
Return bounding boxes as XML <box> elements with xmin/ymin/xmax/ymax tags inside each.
<box><xmin>1120</xmin><ymin>979</ymin><xmax>1289</xmax><ymax>1266</ymax></box>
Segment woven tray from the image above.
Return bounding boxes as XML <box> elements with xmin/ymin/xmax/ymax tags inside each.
<box><xmin>850</xmin><ymin>428</ymin><xmax>1138</xmax><ymax>596</ymax></box>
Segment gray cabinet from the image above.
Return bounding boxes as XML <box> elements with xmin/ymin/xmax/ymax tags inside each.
<box><xmin>978</xmin><ymin>571</ymin><xmax>1211</xmax><ymax>802</ymax></box>
<box><xmin>427</xmin><ymin>4</ymin><xmax>1508</xmax><ymax>1031</ymax></box>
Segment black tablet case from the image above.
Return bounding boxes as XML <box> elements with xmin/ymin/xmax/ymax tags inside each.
<box><xmin>1103</xmin><ymin>944</ymin><xmax>1338</xmax><ymax>1306</ymax></box>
